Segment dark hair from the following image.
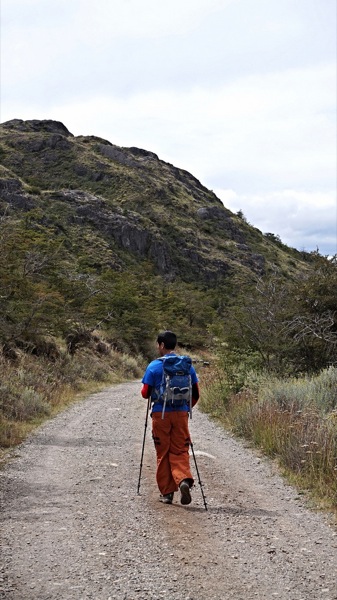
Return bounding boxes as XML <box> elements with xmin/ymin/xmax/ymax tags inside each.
<box><xmin>157</xmin><ymin>330</ymin><xmax>177</xmax><ymax>350</ymax></box>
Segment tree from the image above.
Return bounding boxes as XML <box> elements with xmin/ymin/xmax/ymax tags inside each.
<box><xmin>0</xmin><ymin>216</ymin><xmax>65</xmax><ymax>349</ymax></box>
<box><xmin>216</xmin><ymin>256</ymin><xmax>337</xmax><ymax>376</ymax></box>
<box><xmin>286</xmin><ymin>253</ymin><xmax>337</xmax><ymax>371</ymax></box>
<box><xmin>221</xmin><ymin>272</ymin><xmax>296</xmax><ymax>373</ymax></box>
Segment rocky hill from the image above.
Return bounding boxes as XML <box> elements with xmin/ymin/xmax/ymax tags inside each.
<box><xmin>0</xmin><ymin>119</ymin><xmax>309</xmax><ymax>285</ymax></box>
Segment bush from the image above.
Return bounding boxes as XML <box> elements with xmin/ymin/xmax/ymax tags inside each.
<box><xmin>257</xmin><ymin>367</ymin><xmax>337</xmax><ymax>414</ymax></box>
<box><xmin>200</xmin><ymin>366</ymin><xmax>337</xmax><ymax>510</ymax></box>
<box><xmin>0</xmin><ymin>345</ymin><xmax>144</xmax><ymax>451</ymax></box>
<box><xmin>1</xmin><ymin>385</ymin><xmax>51</xmax><ymax>421</ymax></box>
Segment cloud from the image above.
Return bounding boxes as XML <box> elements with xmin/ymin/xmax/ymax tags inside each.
<box><xmin>1</xmin><ymin>0</ymin><xmax>235</xmax><ymax>97</ymax></box>
<box><xmin>2</xmin><ymin>0</ymin><xmax>335</xmax><ymax>101</ymax></box>
<box><xmin>17</xmin><ymin>62</ymin><xmax>333</xmax><ymax>188</ymax></box>
<box><xmin>1</xmin><ymin>0</ymin><xmax>336</xmax><ymax>255</ymax></box>
<box><xmin>215</xmin><ymin>188</ymin><xmax>337</xmax><ymax>256</ymax></box>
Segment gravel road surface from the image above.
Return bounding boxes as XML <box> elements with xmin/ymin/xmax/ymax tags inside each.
<box><xmin>1</xmin><ymin>381</ymin><xmax>337</xmax><ymax>600</ymax></box>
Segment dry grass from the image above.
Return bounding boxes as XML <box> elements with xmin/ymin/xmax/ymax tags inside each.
<box><xmin>200</xmin><ymin>366</ymin><xmax>337</xmax><ymax>511</ymax></box>
<box><xmin>0</xmin><ymin>348</ymin><xmax>143</xmax><ymax>454</ymax></box>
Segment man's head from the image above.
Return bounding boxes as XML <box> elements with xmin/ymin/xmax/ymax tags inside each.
<box><xmin>157</xmin><ymin>331</ymin><xmax>177</xmax><ymax>355</ymax></box>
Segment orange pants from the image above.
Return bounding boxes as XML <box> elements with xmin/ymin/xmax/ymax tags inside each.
<box><xmin>151</xmin><ymin>411</ymin><xmax>194</xmax><ymax>496</ymax></box>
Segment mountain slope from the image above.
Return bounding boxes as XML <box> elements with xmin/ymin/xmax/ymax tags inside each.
<box><xmin>0</xmin><ymin>118</ymin><xmax>309</xmax><ymax>284</ymax></box>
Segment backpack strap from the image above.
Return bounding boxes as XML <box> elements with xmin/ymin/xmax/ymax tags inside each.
<box><xmin>158</xmin><ymin>356</ymin><xmax>168</xmax><ymax>419</ymax></box>
<box><xmin>152</xmin><ymin>356</ymin><xmax>165</xmax><ymax>400</ymax></box>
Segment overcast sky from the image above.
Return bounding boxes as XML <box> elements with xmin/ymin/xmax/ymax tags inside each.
<box><xmin>1</xmin><ymin>0</ymin><xmax>336</xmax><ymax>256</ymax></box>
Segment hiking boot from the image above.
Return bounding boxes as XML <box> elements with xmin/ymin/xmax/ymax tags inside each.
<box><xmin>159</xmin><ymin>492</ymin><xmax>174</xmax><ymax>504</ymax></box>
<box><xmin>179</xmin><ymin>480</ymin><xmax>192</xmax><ymax>505</ymax></box>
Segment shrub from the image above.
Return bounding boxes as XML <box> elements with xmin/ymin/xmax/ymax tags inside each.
<box><xmin>0</xmin><ymin>375</ymin><xmax>52</xmax><ymax>421</ymax></box>
<box><xmin>0</xmin><ymin>344</ymin><xmax>144</xmax><ymax>451</ymax></box>
<box><xmin>257</xmin><ymin>367</ymin><xmax>337</xmax><ymax>414</ymax></box>
<box><xmin>200</xmin><ymin>366</ymin><xmax>337</xmax><ymax>510</ymax></box>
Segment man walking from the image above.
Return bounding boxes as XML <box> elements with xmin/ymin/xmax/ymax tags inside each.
<box><xmin>141</xmin><ymin>331</ymin><xmax>200</xmax><ymax>505</ymax></box>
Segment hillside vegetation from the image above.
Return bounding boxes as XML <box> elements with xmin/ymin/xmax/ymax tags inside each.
<box><xmin>0</xmin><ymin>119</ymin><xmax>336</xmax><ymax>510</ymax></box>
<box><xmin>0</xmin><ymin>119</ymin><xmax>316</xmax><ymax>351</ymax></box>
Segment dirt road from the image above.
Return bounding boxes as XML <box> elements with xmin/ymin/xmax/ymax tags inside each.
<box><xmin>1</xmin><ymin>381</ymin><xmax>337</xmax><ymax>600</ymax></box>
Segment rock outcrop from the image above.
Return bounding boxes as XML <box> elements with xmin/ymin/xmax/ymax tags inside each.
<box><xmin>0</xmin><ymin>119</ymin><xmax>307</xmax><ymax>284</ymax></box>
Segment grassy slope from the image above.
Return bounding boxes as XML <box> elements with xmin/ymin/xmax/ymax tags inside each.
<box><xmin>0</xmin><ymin>120</ymin><xmax>310</xmax><ymax>284</ymax></box>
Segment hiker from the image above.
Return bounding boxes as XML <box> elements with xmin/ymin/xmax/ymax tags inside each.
<box><xmin>141</xmin><ymin>330</ymin><xmax>200</xmax><ymax>505</ymax></box>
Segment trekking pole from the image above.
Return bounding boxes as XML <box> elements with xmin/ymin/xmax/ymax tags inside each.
<box><xmin>190</xmin><ymin>439</ymin><xmax>208</xmax><ymax>511</ymax></box>
<box><xmin>137</xmin><ymin>397</ymin><xmax>151</xmax><ymax>494</ymax></box>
